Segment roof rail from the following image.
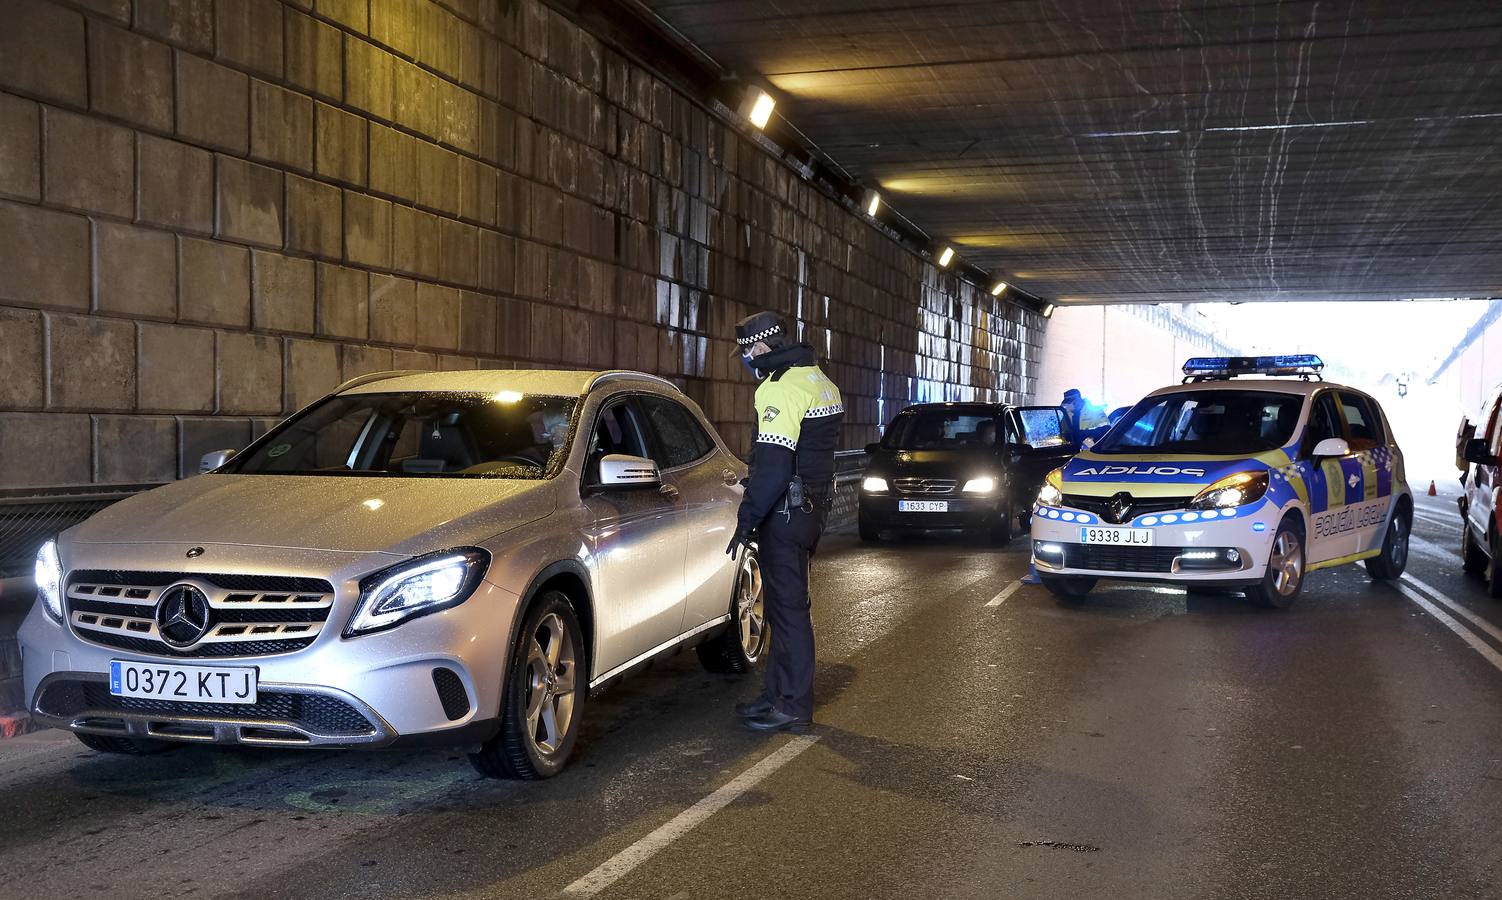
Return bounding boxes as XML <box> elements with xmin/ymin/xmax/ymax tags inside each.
<box><xmin>330</xmin><ymin>370</ymin><xmax>426</xmax><ymax>394</ymax></box>
<box><xmin>588</xmin><ymin>371</ymin><xmax>685</xmax><ymax>394</ymax></box>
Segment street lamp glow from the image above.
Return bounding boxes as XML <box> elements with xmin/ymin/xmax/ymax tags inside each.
<box><xmin>937</xmin><ymin>246</ymin><xmax>955</xmax><ymax>267</ymax></box>
<box><xmin>747</xmin><ymin>90</ymin><xmax>776</xmax><ymax>129</ymax></box>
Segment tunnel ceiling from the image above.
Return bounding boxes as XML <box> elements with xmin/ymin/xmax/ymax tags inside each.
<box><xmin>636</xmin><ymin>0</ymin><xmax>1502</xmax><ymax>304</ymax></box>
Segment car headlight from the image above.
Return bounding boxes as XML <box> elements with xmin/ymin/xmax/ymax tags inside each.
<box><xmin>1037</xmin><ymin>467</ymin><xmax>1064</xmax><ymax>506</ymax></box>
<box><xmin>862</xmin><ymin>476</ymin><xmax>889</xmax><ymax>493</ymax></box>
<box><xmin>1189</xmin><ymin>471</ymin><xmax>1269</xmax><ymax>509</ymax></box>
<box><xmin>345</xmin><ymin>548</ymin><xmax>489</xmax><ymax>637</ymax></box>
<box><xmin>962</xmin><ymin>476</ymin><xmax>996</xmax><ymax>494</ymax></box>
<box><xmin>35</xmin><ymin>539</ymin><xmax>63</xmax><ymax>623</ymax></box>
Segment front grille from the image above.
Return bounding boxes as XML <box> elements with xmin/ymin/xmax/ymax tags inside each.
<box><xmin>432</xmin><ymin>668</ymin><xmax>470</xmax><ymax>721</ymax></box>
<box><xmin>1062</xmin><ymin>494</ymin><xmax>1195</xmax><ymax>524</ymax></box>
<box><xmin>894</xmin><ymin>477</ymin><xmax>957</xmax><ymax>495</ymax></box>
<box><xmin>65</xmin><ymin>570</ymin><xmax>335</xmax><ymax>658</ymax></box>
<box><xmin>42</xmin><ymin>681</ymin><xmax>377</xmax><ymax>737</ymax></box>
<box><xmin>1063</xmin><ymin>544</ymin><xmax>1185</xmax><ymax>573</ymax></box>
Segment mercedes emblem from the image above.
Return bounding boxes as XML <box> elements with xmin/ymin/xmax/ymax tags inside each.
<box><xmin>154</xmin><ymin>584</ymin><xmax>213</xmax><ymax>648</ymax></box>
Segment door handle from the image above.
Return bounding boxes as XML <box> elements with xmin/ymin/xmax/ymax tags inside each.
<box><xmin>659</xmin><ymin>483</ymin><xmax>680</xmax><ymax>499</ymax></box>
<box><xmin>722</xmin><ymin>469</ymin><xmax>740</xmax><ymax>487</ymax></box>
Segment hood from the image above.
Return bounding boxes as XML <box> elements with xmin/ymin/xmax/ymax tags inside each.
<box><xmin>66</xmin><ymin>474</ymin><xmax>557</xmax><ymax>555</ymax></box>
<box><xmin>870</xmin><ymin>448</ymin><xmax>999</xmax><ymax>479</ymax></box>
<box><xmin>1060</xmin><ymin>450</ymin><xmax>1288</xmax><ymax>498</ymax></box>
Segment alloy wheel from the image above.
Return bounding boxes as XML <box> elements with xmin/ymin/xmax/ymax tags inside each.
<box><xmin>736</xmin><ymin>555</ymin><xmax>767</xmax><ymax>660</ymax></box>
<box><xmin>1269</xmin><ymin>529</ymin><xmax>1303</xmax><ymax>596</ymax></box>
<box><xmin>524</xmin><ymin>612</ymin><xmax>577</xmax><ymax>755</ymax></box>
<box><xmin>1389</xmin><ymin>516</ymin><xmax>1409</xmax><ymax>570</ymax></box>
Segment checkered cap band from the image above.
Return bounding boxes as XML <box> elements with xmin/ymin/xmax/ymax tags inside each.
<box><xmin>736</xmin><ymin>323</ymin><xmax>782</xmax><ymax>347</ymax></box>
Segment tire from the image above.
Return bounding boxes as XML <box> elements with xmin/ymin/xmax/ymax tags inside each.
<box><xmin>697</xmin><ymin>553</ymin><xmax>769</xmax><ymax>674</ymax></box>
<box><xmin>470</xmin><ymin>591</ymin><xmax>586</xmax><ymax>780</ymax></box>
<box><xmin>74</xmin><ymin>733</ymin><xmax>174</xmax><ymax>755</ymax></box>
<box><xmin>1246</xmin><ymin>516</ymin><xmax>1305</xmax><ymax>609</ymax></box>
<box><xmin>1364</xmin><ymin>504</ymin><xmax>1410</xmax><ymax>580</ymax></box>
<box><xmin>1462</xmin><ymin>523</ymin><xmax>1487</xmax><ymax>575</ymax></box>
<box><xmin>1039</xmin><ymin>574</ymin><xmax>1096</xmax><ymax>602</ymax></box>
<box><xmin>988</xmin><ymin>509</ymin><xmax>1014</xmax><ymax>545</ymax></box>
<box><xmin>858</xmin><ymin>509</ymin><xmax>881</xmax><ymax>542</ymax></box>
<box><xmin>1486</xmin><ymin>531</ymin><xmax>1502</xmax><ymax>600</ymax></box>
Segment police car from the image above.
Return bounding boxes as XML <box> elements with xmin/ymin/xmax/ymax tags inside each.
<box><xmin>1031</xmin><ymin>355</ymin><xmax>1412</xmax><ymax>608</ymax></box>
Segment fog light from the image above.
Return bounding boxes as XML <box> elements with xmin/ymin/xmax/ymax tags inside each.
<box><xmin>1036</xmin><ymin>542</ymin><xmax>1064</xmax><ymax>556</ymax></box>
<box><xmin>1226</xmin><ymin>549</ymin><xmax>1241</xmax><ymax>564</ymax></box>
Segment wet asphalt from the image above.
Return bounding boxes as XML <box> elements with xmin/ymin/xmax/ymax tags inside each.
<box><xmin>2</xmin><ymin>490</ymin><xmax>1499</xmax><ymax>900</ymax></box>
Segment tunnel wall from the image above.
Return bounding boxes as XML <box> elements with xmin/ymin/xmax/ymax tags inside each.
<box><xmin>1035</xmin><ymin>304</ymin><xmax>1233</xmax><ymax>411</ymax></box>
<box><xmin>0</xmin><ymin>0</ymin><xmax>1045</xmax><ymax>492</ymax></box>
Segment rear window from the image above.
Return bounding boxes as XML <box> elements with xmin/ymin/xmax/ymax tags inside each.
<box><xmin>1093</xmin><ymin>390</ymin><xmax>1304</xmax><ymax>455</ymax></box>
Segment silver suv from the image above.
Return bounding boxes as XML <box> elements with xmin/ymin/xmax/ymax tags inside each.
<box><xmin>19</xmin><ymin>370</ymin><xmax>766</xmax><ymax>778</ymax></box>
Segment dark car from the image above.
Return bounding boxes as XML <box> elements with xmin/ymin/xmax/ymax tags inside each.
<box><xmin>858</xmin><ymin>402</ymin><xmax>1078</xmax><ymax>543</ymax></box>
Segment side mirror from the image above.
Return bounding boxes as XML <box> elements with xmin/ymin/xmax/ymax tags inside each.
<box><xmin>1312</xmin><ymin>437</ymin><xmax>1351</xmax><ymax>459</ymax></box>
<box><xmin>596</xmin><ymin>454</ymin><xmax>661</xmax><ymax>489</ymax></box>
<box><xmin>198</xmin><ymin>448</ymin><xmax>237</xmax><ymax>473</ymax></box>
<box><xmin>1463</xmin><ymin>437</ymin><xmax>1497</xmax><ymax>466</ymax></box>
<box><xmin>865</xmin><ymin>442</ymin><xmax>881</xmax><ymax>455</ymax></box>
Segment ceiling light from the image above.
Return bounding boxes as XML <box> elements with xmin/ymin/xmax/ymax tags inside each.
<box><xmin>990</xmin><ymin>281</ymin><xmax>1007</xmax><ymax>296</ymax></box>
<box><xmin>745</xmin><ymin>89</ymin><xmax>776</xmax><ymax>129</ymax></box>
<box><xmin>863</xmin><ymin>190</ymin><xmax>880</xmax><ymax>217</ymax></box>
<box><xmin>936</xmin><ymin>246</ymin><xmax>955</xmax><ymax>268</ymax></box>
<box><xmin>1042</xmin><ymin>304</ymin><xmax>1055</xmax><ymax>318</ymax></box>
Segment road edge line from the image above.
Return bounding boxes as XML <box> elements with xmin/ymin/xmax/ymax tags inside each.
<box><xmin>561</xmin><ymin>735</ymin><xmax>821</xmax><ymax>896</ymax></box>
<box><xmin>1399</xmin><ymin>573</ymin><xmax>1502</xmax><ymax>645</ymax></box>
<box><xmin>985</xmin><ymin>580</ymin><xmax>1022</xmax><ymax>608</ymax></box>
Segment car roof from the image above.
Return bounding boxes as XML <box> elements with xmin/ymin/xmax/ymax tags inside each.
<box><xmin>337</xmin><ymin>369</ymin><xmax>679</xmax><ymax>397</ymax></box>
<box><xmin>1141</xmin><ymin>378</ymin><xmax>1368</xmax><ymax>401</ymax></box>
<box><xmin>898</xmin><ymin>401</ymin><xmax>1009</xmax><ymax>413</ymax></box>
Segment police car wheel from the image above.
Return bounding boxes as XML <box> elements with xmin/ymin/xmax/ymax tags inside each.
<box><xmin>1246</xmin><ymin>518</ymin><xmax>1304</xmax><ymax>609</ymax></box>
<box><xmin>698</xmin><ymin>553</ymin><xmax>768</xmax><ymax>674</ymax></box>
<box><xmin>470</xmin><ymin>592</ymin><xmax>585</xmax><ymax>780</ymax></box>
<box><xmin>1461</xmin><ymin>525</ymin><xmax>1487</xmax><ymax>575</ymax></box>
<box><xmin>1039</xmin><ymin>574</ymin><xmax>1096</xmax><ymax>602</ymax></box>
<box><xmin>74</xmin><ymin>733</ymin><xmax>175</xmax><ymax>755</ymax></box>
<box><xmin>1364</xmin><ymin>505</ymin><xmax>1410</xmax><ymax>580</ymax></box>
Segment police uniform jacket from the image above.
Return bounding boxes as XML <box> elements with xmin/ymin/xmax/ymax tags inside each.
<box><xmin>738</xmin><ymin>344</ymin><xmax>844</xmax><ymax>533</ymax></box>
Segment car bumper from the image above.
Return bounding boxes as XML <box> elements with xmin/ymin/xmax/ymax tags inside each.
<box><xmin>17</xmin><ymin>578</ymin><xmax>523</xmax><ymax>750</ymax></box>
<box><xmin>1029</xmin><ymin>500</ymin><xmax>1282</xmax><ymax>585</ymax></box>
<box><xmin>859</xmin><ymin>494</ymin><xmax>1005</xmax><ymax>530</ymax></box>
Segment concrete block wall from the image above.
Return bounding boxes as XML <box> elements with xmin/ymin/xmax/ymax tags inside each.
<box><xmin>0</xmin><ymin>0</ymin><xmax>1046</xmax><ymax>492</ymax></box>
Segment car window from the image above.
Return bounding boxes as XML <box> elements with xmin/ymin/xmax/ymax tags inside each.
<box><xmin>228</xmin><ymin>391</ymin><xmax>576</xmax><ymax>479</ymax></box>
<box><xmin>1338</xmin><ymin>392</ymin><xmax>1384</xmax><ymax>451</ymax></box>
<box><xmin>1302</xmin><ymin>393</ymin><xmax>1344</xmax><ymax>455</ymax></box>
<box><xmin>1092</xmin><ymin>390</ymin><xmax>1303</xmax><ymax>455</ymax></box>
<box><xmin>882</xmin><ymin>411</ymin><xmax>999</xmax><ymax>450</ymax></box>
<box><xmin>1013</xmin><ymin>407</ymin><xmax>1068</xmax><ymax>448</ymax></box>
<box><xmin>586</xmin><ymin>398</ymin><xmax>650</xmax><ymax>481</ymax></box>
<box><xmin>638</xmin><ymin>395</ymin><xmax>715</xmax><ymax>469</ymax></box>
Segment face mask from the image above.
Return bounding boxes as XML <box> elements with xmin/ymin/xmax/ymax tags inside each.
<box><xmin>740</xmin><ymin>352</ymin><xmax>763</xmax><ymax>379</ymax></box>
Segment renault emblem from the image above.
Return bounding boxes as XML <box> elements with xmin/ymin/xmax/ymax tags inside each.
<box><xmin>1108</xmin><ymin>492</ymin><xmax>1134</xmax><ymax>524</ymax></box>
<box><xmin>155</xmin><ymin>585</ymin><xmax>213</xmax><ymax>648</ymax></box>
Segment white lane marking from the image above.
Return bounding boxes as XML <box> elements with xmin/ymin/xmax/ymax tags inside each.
<box><xmin>1401</xmin><ymin>573</ymin><xmax>1502</xmax><ymax>646</ymax></box>
<box><xmin>1393</xmin><ymin>582</ymin><xmax>1502</xmax><ymax>675</ymax></box>
<box><xmin>985</xmin><ymin>580</ymin><xmax>1022</xmax><ymax>608</ymax></box>
<box><xmin>561</xmin><ymin>735</ymin><xmax>821</xmax><ymax>896</ymax></box>
<box><xmin>1411</xmin><ymin>510</ymin><xmax>1460</xmax><ymax>530</ymax></box>
<box><xmin>1408</xmin><ymin>533</ymin><xmax>1455</xmax><ymax>559</ymax></box>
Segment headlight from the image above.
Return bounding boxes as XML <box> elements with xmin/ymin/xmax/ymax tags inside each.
<box><xmin>962</xmin><ymin>476</ymin><xmax>996</xmax><ymax>494</ymax></box>
<box><xmin>1189</xmin><ymin>471</ymin><xmax>1269</xmax><ymax>509</ymax></box>
<box><xmin>35</xmin><ymin>539</ymin><xmax>63</xmax><ymax>623</ymax></box>
<box><xmin>862</xmin><ymin>476</ymin><xmax>889</xmax><ymax>493</ymax></box>
<box><xmin>345</xmin><ymin>548</ymin><xmax>489</xmax><ymax>637</ymax></box>
<box><xmin>1037</xmin><ymin>467</ymin><xmax>1064</xmax><ymax>506</ymax></box>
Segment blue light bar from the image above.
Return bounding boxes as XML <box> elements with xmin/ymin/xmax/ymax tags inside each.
<box><xmin>1182</xmin><ymin>354</ymin><xmax>1324</xmax><ymax>376</ymax></box>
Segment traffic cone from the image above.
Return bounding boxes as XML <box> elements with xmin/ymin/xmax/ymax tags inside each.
<box><xmin>1428</xmin><ymin>480</ymin><xmax>1437</xmax><ymax>496</ymax></box>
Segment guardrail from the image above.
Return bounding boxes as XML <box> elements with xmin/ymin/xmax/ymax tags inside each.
<box><xmin>828</xmin><ymin>449</ymin><xmax>870</xmax><ymax>532</ymax></box>
<box><xmin>0</xmin><ymin>484</ymin><xmax>160</xmax><ymax>587</ymax></box>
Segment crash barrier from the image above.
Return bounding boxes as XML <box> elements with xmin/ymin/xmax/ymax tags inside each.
<box><xmin>0</xmin><ymin>455</ymin><xmax>873</xmax><ymax>737</ymax></box>
<box><xmin>0</xmin><ymin>484</ymin><xmax>158</xmax><ymax>735</ymax></box>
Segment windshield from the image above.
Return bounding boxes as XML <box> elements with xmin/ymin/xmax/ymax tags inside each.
<box><xmin>881</xmin><ymin>410</ymin><xmax>999</xmax><ymax>450</ymax></box>
<box><xmin>1092</xmin><ymin>390</ymin><xmax>1304</xmax><ymax>455</ymax></box>
<box><xmin>228</xmin><ymin>392</ymin><xmax>577</xmax><ymax>478</ymax></box>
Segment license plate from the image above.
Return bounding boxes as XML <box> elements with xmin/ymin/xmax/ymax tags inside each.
<box><xmin>899</xmin><ymin>500</ymin><xmax>949</xmax><ymax>512</ymax></box>
<box><xmin>1079</xmin><ymin>526</ymin><xmax>1154</xmax><ymax>546</ymax></box>
<box><xmin>109</xmin><ymin>660</ymin><xmax>258</xmax><ymax>704</ymax></box>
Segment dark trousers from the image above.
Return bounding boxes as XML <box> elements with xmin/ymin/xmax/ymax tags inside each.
<box><xmin>758</xmin><ymin>502</ymin><xmax>824</xmax><ymax>721</ymax></box>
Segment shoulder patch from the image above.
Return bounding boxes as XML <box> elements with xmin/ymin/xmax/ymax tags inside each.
<box><xmin>762</xmin><ymin>406</ymin><xmax>780</xmax><ymax>422</ymax></box>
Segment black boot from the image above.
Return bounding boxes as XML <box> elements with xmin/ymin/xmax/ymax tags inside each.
<box><xmin>735</xmin><ymin>696</ymin><xmax>776</xmax><ymax>719</ymax></box>
<box><xmin>741</xmin><ymin>708</ymin><xmax>813</xmax><ymax>734</ymax></box>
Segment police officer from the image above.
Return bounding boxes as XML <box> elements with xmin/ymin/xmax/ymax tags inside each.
<box><xmin>725</xmin><ymin>311</ymin><xmax>843</xmax><ymax>733</ymax></box>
